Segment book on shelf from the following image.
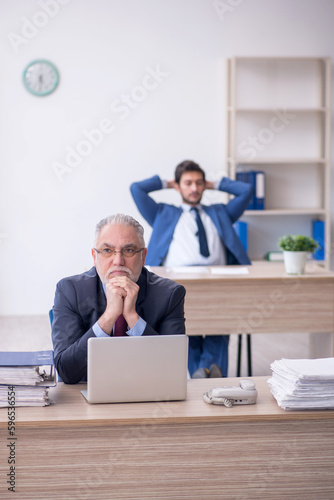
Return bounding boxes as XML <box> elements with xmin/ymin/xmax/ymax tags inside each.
<box><xmin>265</xmin><ymin>251</ymin><xmax>315</xmax><ymax>263</ymax></box>
<box><xmin>233</xmin><ymin>221</ymin><xmax>248</xmax><ymax>252</ymax></box>
<box><xmin>255</xmin><ymin>171</ymin><xmax>265</xmax><ymax>210</ymax></box>
<box><xmin>312</xmin><ymin>220</ymin><xmax>325</xmax><ymax>261</ymax></box>
<box><xmin>264</xmin><ymin>251</ymin><xmax>284</xmax><ymax>262</ymax></box>
<box><xmin>236</xmin><ymin>170</ymin><xmax>252</xmax><ymax>208</ymax></box>
<box><xmin>0</xmin><ymin>350</ymin><xmax>56</xmax><ymax>407</ymax></box>
<box><xmin>236</xmin><ymin>168</ymin><xmax>265</xmax><ymax>210</ymax></box>
<box><xmin>246</xmin><ymin>171</ymin><xmax>256</xmax><ymax>210</ymax></box>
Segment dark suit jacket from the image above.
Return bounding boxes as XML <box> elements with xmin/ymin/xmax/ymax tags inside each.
<box><xmin>51</xmin><ymin>266</ymin><xmax>186</xmax><ymax>384</ymax></box>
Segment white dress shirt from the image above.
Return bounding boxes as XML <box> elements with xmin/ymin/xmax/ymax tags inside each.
<box><xmin>163</xmin><ymin>203</ymin><xmax>226</xmax><ymax>267</ymax></box>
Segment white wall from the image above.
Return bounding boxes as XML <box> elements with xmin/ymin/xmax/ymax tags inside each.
<box><xmin>1</xmin><ymin>0</ymin><xmax>334</xmax><ymax>315</ymax></box>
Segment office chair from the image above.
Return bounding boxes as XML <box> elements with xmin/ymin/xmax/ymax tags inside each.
<box><xmin>48</xmin><ymin>309</ymin><xmax>62</xmax><ymax>382</ymax></box>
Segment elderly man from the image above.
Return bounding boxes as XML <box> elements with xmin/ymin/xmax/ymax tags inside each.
<box><xmin>51</xmin><ymin>214</ymin><xmax>186</xmax><ymax>384</ymax></box>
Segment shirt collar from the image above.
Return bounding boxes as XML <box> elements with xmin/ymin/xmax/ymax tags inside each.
<box><xmin>181</xmin><ymin>203</ymin><xmax>202</xmax><ymax>212</ymax></box>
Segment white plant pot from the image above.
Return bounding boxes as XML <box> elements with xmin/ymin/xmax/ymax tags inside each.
<box><xmin>283</xmin><ymin>251</ymin><xmax>308</xmax><ymax>275</ymax></box>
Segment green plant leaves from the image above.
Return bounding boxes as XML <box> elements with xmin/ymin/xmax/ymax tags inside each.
<box><xmin>278</xmin><ymin>234</ymin><xmax>318</xmax><ymax>253</ymax></box>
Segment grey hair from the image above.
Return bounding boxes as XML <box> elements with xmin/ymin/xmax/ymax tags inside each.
<box><xmin>94</xmin><ymin>214</ymin><xmax>145</xmax><ymax>247</ymax></box>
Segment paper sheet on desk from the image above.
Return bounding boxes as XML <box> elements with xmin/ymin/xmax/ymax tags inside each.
<box><xmin>146</xmin><ymin>266</ymin><xmax>249</xmax><ymax>275</ymax></box>
<box><xmin>165</xmin><ymin>266</ymin><xmax>210</xmax><ymax>274</ymax></box>
<box><xmin>210</xmin><ymin>267</ymin><xmax>249</xmax><ymax>275</ymax></box>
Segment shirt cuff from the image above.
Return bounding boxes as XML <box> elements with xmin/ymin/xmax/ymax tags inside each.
<box><xmin>93</xmin><ymin>321</ymin><xmax>110</xmax><ymax>337</ymax></box>
<box><xmin>93</xmin><ymin>317</ymin><xmax>146</xmax><ymax>337</ymax></box>
<box><xmin>127</xmin><ymin>317</ymin><xmax>146</xmax><ymax>336</ymax></box>
<box><xmin>161</xmin><ymin>179</ymin><xmax>168</xmax><ymax>189</ymax></box>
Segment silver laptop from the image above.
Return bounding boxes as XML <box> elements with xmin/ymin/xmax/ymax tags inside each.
<box><xmin>81</xmin><ymin>335</ymin><xmax>188</xmax><ymax>404</ymax></box>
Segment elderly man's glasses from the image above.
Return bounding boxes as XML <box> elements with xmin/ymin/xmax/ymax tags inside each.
<box><xmin>94</xmin><ymin>247</ymin><xmax>144</xmax><ymax>258</ymax></box>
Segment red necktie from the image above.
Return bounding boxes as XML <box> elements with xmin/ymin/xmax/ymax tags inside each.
<box><xmin>113</xmin><ymin>314</ymin><xmax>127</xmax><ymax>336</ymax></box>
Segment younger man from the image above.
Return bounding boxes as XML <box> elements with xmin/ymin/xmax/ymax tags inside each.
<box><xmin>130</xmin><ymin>160</ymin><xmax>252</xmax><ymax>378</ymax></box>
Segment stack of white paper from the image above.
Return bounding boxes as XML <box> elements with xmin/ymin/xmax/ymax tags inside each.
<box><xmin>268</xmin><ymin>358</ymin><xmax>334</xmax><ymax>410</ymax></box>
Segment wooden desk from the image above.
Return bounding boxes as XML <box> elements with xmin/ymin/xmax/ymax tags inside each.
<box><xmin>1</xmin><ymin>378</ymin><xmax>334</xmax><ymax>499</ymax></box>
<box><xmin>150</xmin><ymin>261</ymin><xmax>334</xmax><ymax>340</ymax></box>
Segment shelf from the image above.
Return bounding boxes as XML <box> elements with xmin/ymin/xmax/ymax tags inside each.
<box><xmin>230</xmin><ymin>158</ymin><xmax>326</xmax><ymax>165</ymax></box>
<box><xmin>227</xmin><ymin>56</ymin><xmax>330</xmax><ymax>265</ymax></box>
<box><xmin>244</xmin><ymin>209</ymin><xmax>326</xmax><ymax>216</ymax></box>
<box><xmin>232</xmin><ymin>56</ymin><xmax>329</xmax><ymax>61</ymax></box>
<box><xmin>228</xmin><ymin>107</ymin><xmax>328</xmax><ymax>113</ymax></box>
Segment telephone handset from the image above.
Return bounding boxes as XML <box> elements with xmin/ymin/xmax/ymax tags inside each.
<box><xmin>203</xmin><ymin>379</ymin><xmax>258</xmax><ymax>407</ymax></box>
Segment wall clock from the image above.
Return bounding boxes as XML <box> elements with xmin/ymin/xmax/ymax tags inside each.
<box><xmin>23</xmin><ymin>59</ymin><xmax>59</xmax><ymax>97</ymax></box>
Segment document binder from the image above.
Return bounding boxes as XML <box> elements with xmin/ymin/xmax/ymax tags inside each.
<box><xmin>0</xmin><ymin>350</ymin><xmax>56</xmax><ymax>386</ymax></box>
<box><xmin>245</xmin><ymin>171</ymin><xmax>256</xmax><ymax>209</ymax></box>
<box><xmin>236</xmin><ymin>168</ymin><xmax>265</xmax><ymax>210</ymax></box>
<box><xmin>312</xmin><ymin>220</ymin><xmax>325</xmax><ymax>261</ymax></box>
<box><xmin>254</xmin><ymin>171</ymin><xmax>265</xmax><ymax>210</ymax></box>
<box><xmin>234</xmin><ymin>221</ymin><xmax>248</xmax><ymax>252</ymax></box>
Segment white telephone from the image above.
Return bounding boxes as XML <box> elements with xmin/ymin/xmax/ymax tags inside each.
<box><xmin>203</xmin><ymin>379</ymin><xmax>258</xmax><ymax>407</ymax></box>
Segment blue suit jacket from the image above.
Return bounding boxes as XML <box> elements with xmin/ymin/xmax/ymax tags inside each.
<box><xmin>51</xmin><ymin>266</ymin><xmax>186</xmax><ymax>384</ymax></box>
<box><xmin>130</xmin><ymin>175</ymin><xmax>252</xmax><ymax>266</ymax></box>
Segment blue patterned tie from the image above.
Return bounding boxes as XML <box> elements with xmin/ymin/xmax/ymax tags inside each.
<box><xmin>191</xmin><ymin>207</ymin><xmax>210</xmax><ymax>257</ymax></box>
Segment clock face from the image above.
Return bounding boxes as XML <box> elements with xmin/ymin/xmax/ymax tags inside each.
<box><xmin>23</xmin><ymin>60</ymin><xmax>59</xmax><ymax>96</ymax></box>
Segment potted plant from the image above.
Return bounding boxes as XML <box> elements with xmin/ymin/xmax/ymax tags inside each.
<box><xmin>278</xmin><ymin>235</ymin><xmax>319</xmax><ymax>275</ymax></box>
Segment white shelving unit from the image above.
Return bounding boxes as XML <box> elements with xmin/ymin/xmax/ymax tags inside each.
<box><xmin>226</xmin><ymin>57</ymin><xmax>331</xmax><ymax>266</ymax></box>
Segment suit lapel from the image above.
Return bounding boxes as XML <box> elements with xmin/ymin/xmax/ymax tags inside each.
<box><xmin>96</xmin><ymin>276</ymin><xmax>107</xmax><ymax>315</ymax></box>
<box><xmin>136</xmin><ymin>268</ymin><xmax>147</xmax><ymax>316</ymax></box>
<box><xmin>203</xmin><ymin>205</ymin><xmax>225</xmax><ymax>241</ymax></box>
<box><xmin>203</xmin><ymin>205</ymin><xmax>250</xmax><ymax>265</ymax></box>
<box><xmin>203</xmin><ymin>205</ymin><xmax>237</xmax><ymax>253</ymax></box>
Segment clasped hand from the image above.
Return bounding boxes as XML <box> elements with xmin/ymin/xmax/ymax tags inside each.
<box><xmin>98</xmin><ymin>276</ymin><xmax>140</xmax><ymax>335</ymax></box>
<box><xmin>105</xmin><ymin>276</ymin><xmax>139</xmax><ymax>327</ymax></box>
